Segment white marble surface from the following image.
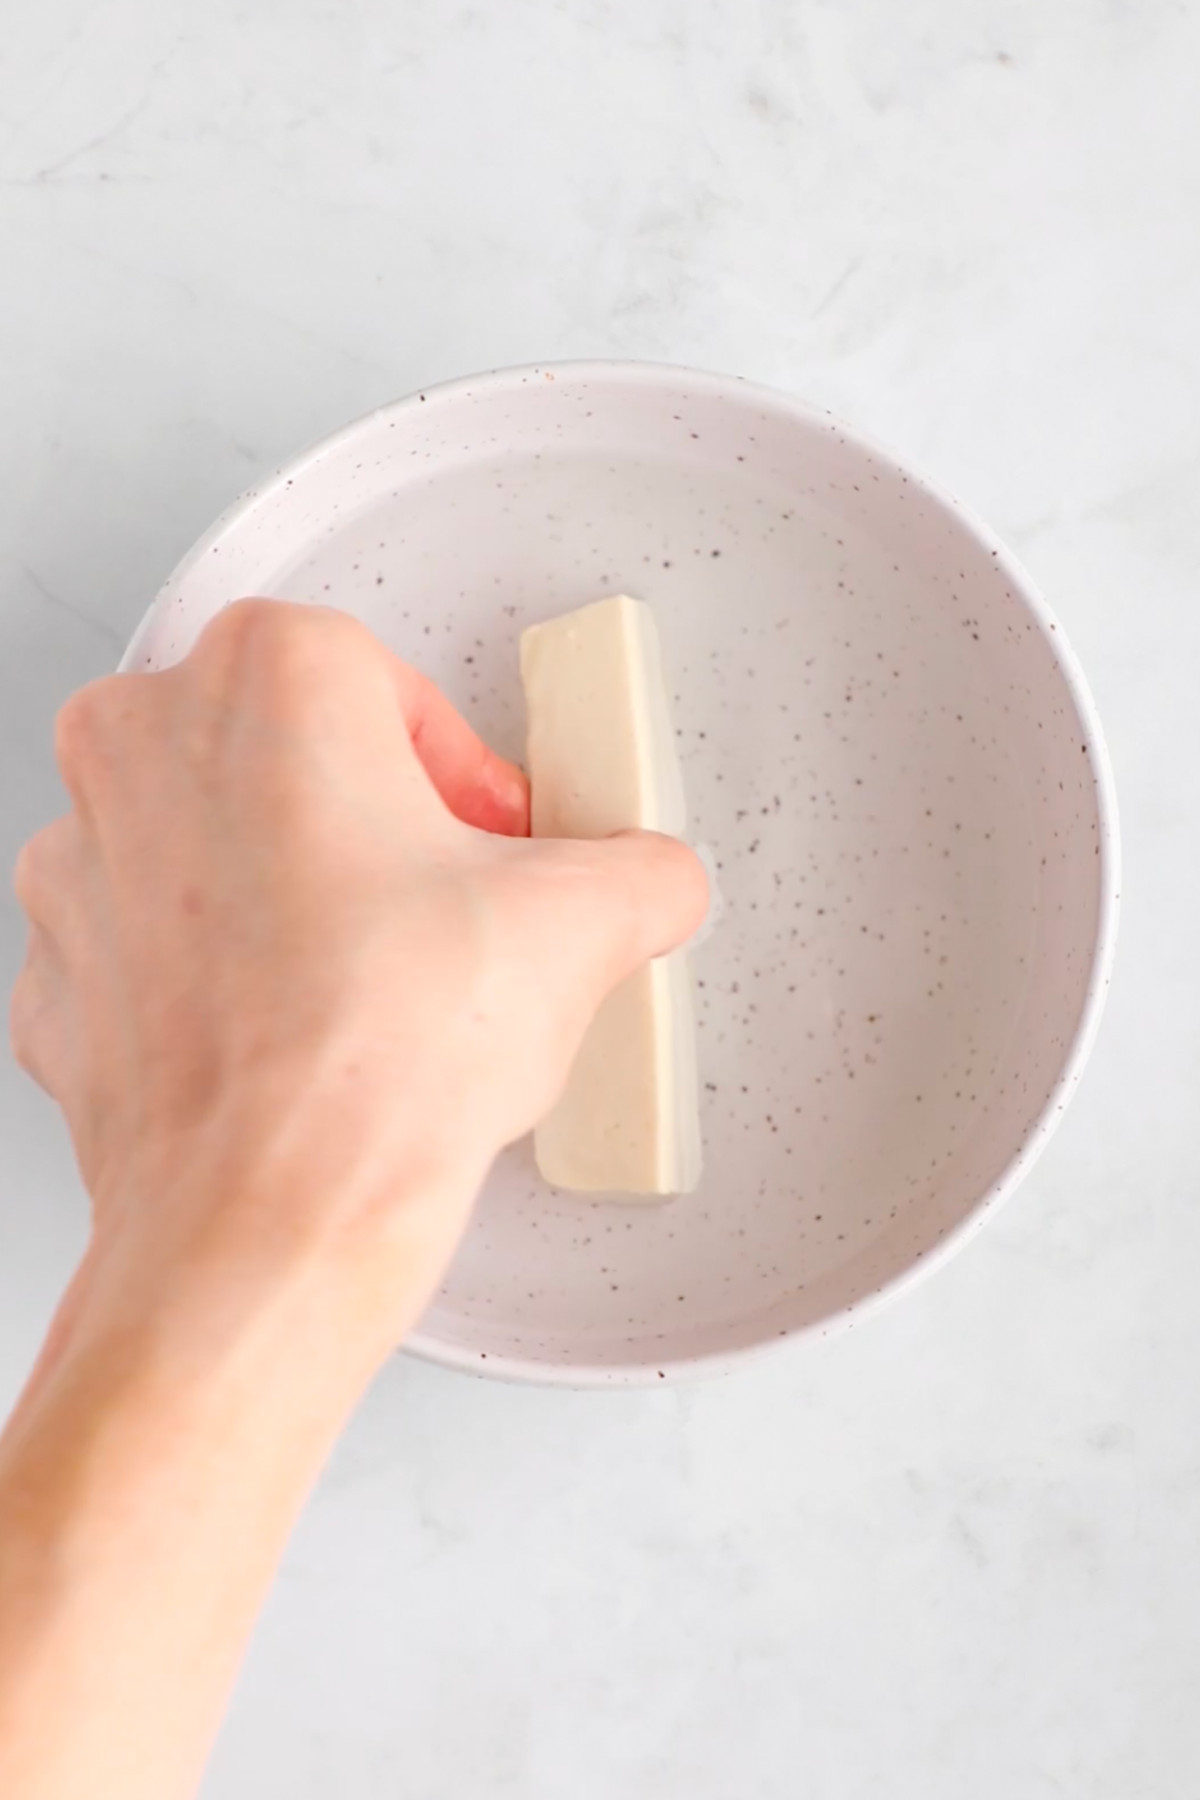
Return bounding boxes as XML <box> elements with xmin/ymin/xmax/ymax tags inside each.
<box><xmin>0</xmin><ymin>3</ymin><xmax>1196</xmax><ymax>1794</ymax></box>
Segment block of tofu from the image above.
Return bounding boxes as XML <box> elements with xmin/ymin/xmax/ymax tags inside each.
<box><xmin>520</xmin><ymin>594</ymin><xmax>701</xmax><ymax>1197</ymax></box>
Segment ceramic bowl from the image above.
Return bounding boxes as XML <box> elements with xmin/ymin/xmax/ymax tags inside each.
<box><xmin>122</xmin><ymin>362</ymin><xmax>1119</xmax><ymax>1384</ymax></box>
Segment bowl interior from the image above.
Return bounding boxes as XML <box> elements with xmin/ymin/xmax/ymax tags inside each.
<box><xmin>127</xmin><ymin>365</ymin><xmax>1112</xmax><ymax>1381</ymax></box>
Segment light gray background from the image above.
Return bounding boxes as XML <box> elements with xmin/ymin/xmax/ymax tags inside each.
<box><xmin>0</xmin><ymin>4</ymin><xmax>1193</xmax><ymax>1796</ymax></box>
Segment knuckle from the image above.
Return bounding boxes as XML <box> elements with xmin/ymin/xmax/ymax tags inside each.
<box><xmin>55</xmin><ymin>675</ymin><xmax>146</xmax><ymax>801</ymax></box>
<box><xmin>53</xmin><ymin>684</ymin><xmax>102</xmax><ymax>784</ymax></box>
<box><xmin>199</xmin><ymin>599</ymin><xmax>372</xmax><ymax>707</ymax></box>
<box><xmin>201</xmin><ymin>596</ymin><xmax>286</xmax><ymax>654</ymax></box>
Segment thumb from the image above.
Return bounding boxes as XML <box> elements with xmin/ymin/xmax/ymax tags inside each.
<box><xmin>517</xmin><ymin>830</ymin><xmax>710</xmax><ymax>1001</ymax></box>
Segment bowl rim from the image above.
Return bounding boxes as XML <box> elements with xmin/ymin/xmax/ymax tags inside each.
<box><xmin>123</xmin><ymin>357</ymin><xmax>1122</xmax><ymax>1390</ymax></box>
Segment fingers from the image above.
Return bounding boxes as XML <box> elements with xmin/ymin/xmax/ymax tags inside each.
<box><xmin>385</xmin><ymin>659</ymin><xmax>529</xmax><ymax>838</ymax></box>
<box><xmin>188</xmin><ymin>599</ymin><xmax>529</xmax><ymax>837</ymax></box>
<box><xmin>518</xmin><ymin>830</ymin><xmax>709</xmax><ymax>997</ymax></box>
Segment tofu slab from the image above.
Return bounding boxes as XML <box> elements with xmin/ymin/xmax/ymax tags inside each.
<box><xmin>520</xmin><ymin>595</ymin><xmax>701</xmax><ymax>1196</ymax></box>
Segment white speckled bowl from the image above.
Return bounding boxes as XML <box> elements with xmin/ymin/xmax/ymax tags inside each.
<box><xmin>123</xmin><ymin>362</ymin><xmax>1118</xmax><ymax>1385</ymax></box>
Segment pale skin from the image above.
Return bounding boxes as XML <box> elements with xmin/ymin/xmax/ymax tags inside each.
<box><xmin>0</xmin><ymin>599</ymin><xmax>707</xmax><ymax>1800</ymax></box>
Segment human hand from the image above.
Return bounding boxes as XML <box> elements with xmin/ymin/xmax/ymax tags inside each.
<box><xmin>9</xmin><ymin>599</ymin><xmax>706</xmax><ymax>1354</ymax></box>
<box><xmin>0</xmin><ymin>597</ymin><xmax>706</xmax><ymax>1800</ymax></box>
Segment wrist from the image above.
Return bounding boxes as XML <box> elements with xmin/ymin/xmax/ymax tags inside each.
<box><xmin>68</xmin><ymin>1143</ymin><xmax>485</xmax><ymax>1394</ymax></box>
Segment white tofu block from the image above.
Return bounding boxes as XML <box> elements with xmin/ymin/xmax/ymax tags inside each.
<box><xmin>520</xmin><ymin>595</ymin><xmax>701</xmax><ymax>1196</ymax></box>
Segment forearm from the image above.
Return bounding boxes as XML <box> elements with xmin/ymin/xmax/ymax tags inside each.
<box><xmin>0</xmin><ymin>1226</ymin><xmax>403</xmax><ymax>1800</ymax></box>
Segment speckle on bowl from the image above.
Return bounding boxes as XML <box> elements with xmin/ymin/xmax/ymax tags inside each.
<box><xmin>122</xmin><ymin>361</ymin><xmax>1119</xmax><ymax>1386</ymax></box>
